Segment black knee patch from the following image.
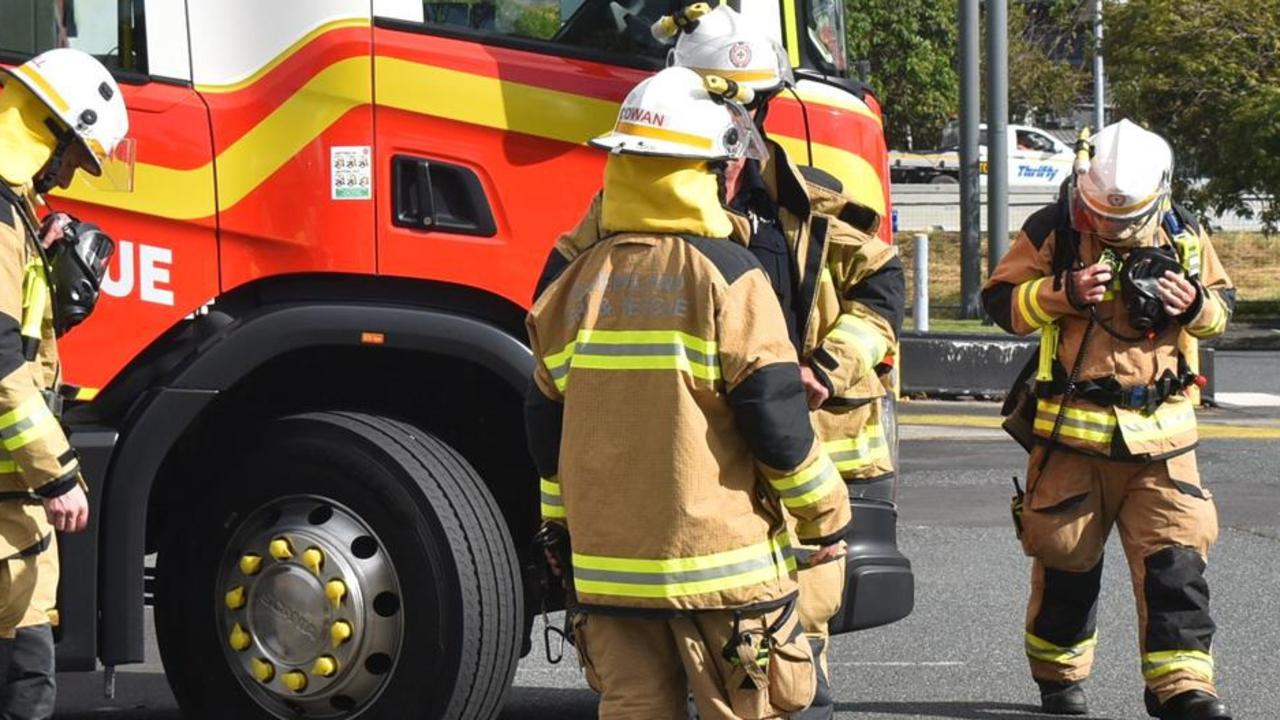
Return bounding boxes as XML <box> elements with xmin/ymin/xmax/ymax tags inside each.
<box><xmin>1144</xmin><ymin>546</ymin><xmax>1214</xmax><ymax>653</ymax></box>
<box><xmin>1034</xmin><ymin>559</ymin><xmax>1104</xmax><ymax>647</ymax></box>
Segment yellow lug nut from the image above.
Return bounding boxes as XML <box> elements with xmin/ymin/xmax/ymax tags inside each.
<box><xmin>225</xmin><ymin>586</ymin><xmax>246</xmax><ymax>610</ymax></box>
<box><xmin>228</xmin><ymin>623</ymin><xmax>251</xmax><ymax>652</ymax></box>
<box><xmin>312</xmin><ymin>655</ymin><xmax>338</xmax><ymax>678</ymax></box>
<box><xmin>250</xmin><ymin>658</ymin><xmax>275</xmax><ymax>683</ymax></box>
<box><xmin>239</xmin><ymin>554</ymin><xmax>263</xmax><ymax>576</ymax></box>
<box><xmin>330</xmin><ymin>620</ymin><xmax>353</xmax><ymax>649</ymax></box>
<box><xmin>324</xmin><ymin>579</ymin><xmax>347</xmax><ymax>609</ymax></box>
<box><xmin>281</xmin><ymin>670</ymin><xmax>309</xmax><ymax>693</ymax></box>
<box><xmin>302</xmin><ymin>547</ymin><xmax>324</xmax><ymax>575</ymax></box>
<box><xmin>269</xmin><ymin>537</ymin><xmax>293</xmax><ymax>560</ymax></box>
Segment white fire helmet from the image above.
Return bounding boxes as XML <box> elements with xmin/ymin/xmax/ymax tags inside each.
<box><xmin>0</xmin><ymin>48</ymin><xmax>134</xmax><ymax>191</ymax></box>
<box><xmin>1072</xmin><ymin>119</ymin><xmax>1173</xmax><ymax>244</ymax></box>
<box><xmin>657</xmin><ymin>5</ymin><xmax>794</xmax><ymax>94</ymax></box>
<box><xmin>590</xmin><ymin>67</ymin><xmax>767</xmax><ymax>161</ymax></box>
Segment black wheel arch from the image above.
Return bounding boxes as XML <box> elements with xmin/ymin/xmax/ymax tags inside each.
<box><xmin>74</xmin><ymin>275</ymin><xmax>538</xmax><ymax>667</ymax></box>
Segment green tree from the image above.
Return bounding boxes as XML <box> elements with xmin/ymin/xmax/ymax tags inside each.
<box><xmin>845</xmin><ymin>0</ymin><xmax>959</xmax><ymax>149</ymax></box>
<box><xmin>1106</xmin><ymin>0</ymin><xmax>1280</xmax><ymax>228</ymax></box>
<box><xmin>1000</xmin><ymin>1</ymin><xmax>1088</xmax><ymax>123</ymax></box>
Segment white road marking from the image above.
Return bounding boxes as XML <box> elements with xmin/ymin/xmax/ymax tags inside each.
<box><xmin>1214</xmin><ymin>392</ymin><xmax>1280</xmax><ymax>407</ymax></box>
<box><xmin>830</xmin><ymin>661</ymin><xmax>965</xmax><ymax>667</ymax></box>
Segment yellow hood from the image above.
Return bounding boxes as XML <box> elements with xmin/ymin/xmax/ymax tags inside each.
<box><xmin>0</xmin><ymin>81</ymin><xmax>58</xmax><ymax>188</ymax></box>
<box><xmin>600</xmin><ymin>154</ymin><xmax>732</xmax><ymax>238</ymax></box>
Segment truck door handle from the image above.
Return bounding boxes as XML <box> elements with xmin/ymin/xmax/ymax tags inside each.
<box><xmin>392</xmin><ymin>155</ymin><xmax>497</xmax><ymax>237</ymax></box>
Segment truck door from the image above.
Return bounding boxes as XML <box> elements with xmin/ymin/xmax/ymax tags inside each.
<box><xmin>2</xmin><ymin>0</ymin><xmax>220</xmax><ymax>393</ymax></box>
<box><xmin>371</xmin><ymin>0</ymin><xmax>673</xmax><ymax>305</ymax></box>
<box><xmin>1012</xmin><ymin>127</ymin><xmax>1069</xmax><ymax>186</ymax></box>
<box><xmin>187</xmin><ymin>0</ymin><xmax>376</xmax><ymax>292</ymax></box>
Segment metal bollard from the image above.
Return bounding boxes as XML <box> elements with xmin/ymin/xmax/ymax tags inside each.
<box><xmin>913</xmin><ymin>233</ymin><xmax>929</xmax><ymax>333</ymax></box>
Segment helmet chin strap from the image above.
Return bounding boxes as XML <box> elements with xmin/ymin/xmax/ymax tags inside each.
<box><xmin>33</xmin><ymin>117</ymin><xmax>78</xmax><ymax>195</ymax></box>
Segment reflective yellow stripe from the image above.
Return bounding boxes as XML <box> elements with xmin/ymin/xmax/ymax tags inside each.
<box><xmin>827</xmin><ymin>314</ymin><xmax>888</xmax><ymax>370</ymax></box>
<box><xmin>1036</xmin><ymin>323</ymin><xmax>1060</xmax><ymax>382</ymax></box>
<box><xmin>540</xmin><ymin>476</ymin><xmax>565</xmax><ymax>519</ymax></box>
<box><xmin>0</xmin><ymin>396</ymin><xmax>57</xmax><ymax>452</ymax></box>
<box><xmin>1016</xmin><ymin>278</ymin><xmax>1053</xmax><ymax>329</ymax></box>
<box><xmin>0</xmin><ymin>448</ymin><xmax>16</xmax><ymax>473</ymax></box>
<box><xmin>822</xmin><ymin>423</ymin><xmax>889</xmax><ymax>474</ymax></box>
<box><xmin>770</xmin><ymin>455</ymin><xmax>841</xmax><ymax>510</ymax></box>
<box><xmin>613</xmin><ymin>121</ymin><xmax>714</xmax><ymax>151</ymax></box>
<box><xmin>1034</xmin><ymin>400</ymin><xmax>1116</xmax><ymax>444</ymax></box>
<box><xmin>1190</xmin><ymin>295</ymin><xmax>1228</xmax><ymax>339</ymax></box>
<box><xmin>1025</xmin><ymin>632</ymin><xmax>1097</xmax><ymax>665</ymax></box>
<box><xmin>21</xmin><ymin>259</ymin><xmax>47</xmax><ymax>342</ymax></box>
<box><xmin>543</xmin><ymin>330</ymin><xmax>720</xmax><ymax>392</ymax></box>
<box><xmin>687</xmin><ymin>67</ymin><xmax>778</xmax><ymax>83</ymax></box>
<box><xmin>781</xmin><ymin>0</ymin><xmax>802</xmax><ymax>68</ymax></box>
<box><xmin>1118</xmin><ymin>401</ymin><xmax>1197</xmax><ymax>443</ymax></box>
<box><xmin>14</xmin><ymin>64</ymin><xmax>70</xmax><ymax>113</ymax></box>
<box><xmin>572</xmin><ymin>532</ymin><xmax>795</xmax><ymax>599</ymax></box>
<box><xmin>1142</xmin><ymin>650</ymin><xmax>1214</xmax><ymax>682</ymax></box>
<box><xmin>75</xmin><ymin>387</ymin><xmax>99</xmax><ymax>401</ymax></box>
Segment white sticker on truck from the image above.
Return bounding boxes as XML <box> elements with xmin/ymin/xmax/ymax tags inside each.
<box><xmin>331</xmin><ymin>146</ymin><xmax>372</xmax><ymax>200</ymax></box>
<box><xmin>101</xmin><ymin>241</ymin><xmax>175</xmax><ymax>307</ymax></box>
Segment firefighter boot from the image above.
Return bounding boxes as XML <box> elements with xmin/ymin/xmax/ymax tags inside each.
<box><xmin>1144</xmin><ymin>689</ymin><xmax>1231</xmax><ymax>720</ymax></box>
<box><xmin>1038</xmin><ymin>681</ymin><xmax>1088</xmax><ymax>715</ymax></box>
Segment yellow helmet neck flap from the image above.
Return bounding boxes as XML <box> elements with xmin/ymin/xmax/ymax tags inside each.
<box><xmin>600</xmin><ymin>154</ymin><xmax>733</xmax><ymax>238</ymax></box>
<box><xmin>0</xmin><ymin>83</ymin><xmax>58</xmax><ymax>189</ymax></box>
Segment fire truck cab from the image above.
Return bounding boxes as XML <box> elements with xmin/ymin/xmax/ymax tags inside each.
<box><xmin>1</xmin><ymin>1</ymin><xmax>910</xmax><ymax>718</ymax></box>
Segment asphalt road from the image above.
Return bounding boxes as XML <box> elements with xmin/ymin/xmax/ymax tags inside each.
<box><xmin>53</xmin><ymin>358</ymin><xmax>1280</xmax><ymax>719</ymax></box>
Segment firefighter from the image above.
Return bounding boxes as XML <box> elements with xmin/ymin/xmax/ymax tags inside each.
<box><xmin>983</xmin><ymin>120</ymin><xmax>1234</xmax><ymax>720</ymax></box>
<box><xmin>525</xmin><ymin>66</ymin><xmax>851</xmax><ymax>719</ymax></box>
<box><xmin>0</xmin><ymin>48</ymin><xmax>131</xmax><ymax>716</ymax></box>
<box><xmin>534</xmin><ymin>8</ymin><xmax>904</xmax><ymax>716</ymax></box>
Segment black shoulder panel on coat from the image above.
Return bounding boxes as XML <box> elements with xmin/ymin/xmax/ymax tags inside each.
<box><xmin>981</xmin><ymin>283</ymin><xmax>1017</xmax><ymax>334</ymax></box>
<box><xmin>847</xmin><ymin>256</ymin><xmax>906</xmax><ymax>336</ymax></box>
<box><xmin>533</xmin><ymin>249</ymin><xmax>571</xmax><ymax>302</ymax></box>
<box><xmin>681</xmin><ymin>234</ymin><xmax>763</xmax><ymax>285</ymax></box>
<box><xmin>0</xmin><ymin>314</ymin><xmax>24</xmax><ymax>380</ymax></box>
<box><xmin>727</xmin><ymin>362</ymin><xmax>815</xmax><ymax>470</ymax></box>
<box><xmin>1022</xmin><ymin>204</ymin><xmax>1060</xmax><ymax>250</ymax></box>
<box><xmin>797</xmin><ymin>165</ymin><xmax>842</xmax><ymax>193</ymax></box>
<box><xmin>523</xmin><ymin>380</ymin><xmax>564</xmax><ymax>478</ymax></box>
<box><xmin>0</xmin><ymin>196</ymin><xmax>13</xmax><ymax>229</ymax></box>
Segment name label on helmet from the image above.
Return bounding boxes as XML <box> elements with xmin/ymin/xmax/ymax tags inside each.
<box><xmin>101</xmin><ymin>240</ymin><xmax>174</xmax><ymax>307</ymax></box>
<box><xmin>619</xmin><ymin>106</ymin><xmax>667</xmax><ymax>128</ymax></box>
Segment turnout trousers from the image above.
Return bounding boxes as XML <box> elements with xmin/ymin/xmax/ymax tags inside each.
<box><xmin>1020</xmin><ymin>446</ymin><xmax>1219</xmax><ymax>703</ymax></box>
<box><xmin>0</xmin><ymin>535</ymin><xmax>58</xmax><ymax>719</ymax></box>
<box><xmin>574</xmin><ymin>605</ymin><xmax>816</xmax><ymax>720</ymax></box>
<box><xmin>791</xmin><ymin>554</ymin><xmax>846</xmax><ymax>720</ymax></box>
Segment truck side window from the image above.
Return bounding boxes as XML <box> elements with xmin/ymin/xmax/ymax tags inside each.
<box><xmin>397</xmin><ymin>0</ymin><xmax>673</xmax><ymax>64</ymax></box>
<box><xmin>0</xmin><ymin>0</ymin><xmax>147</xmax><ymax>74</ymax></box>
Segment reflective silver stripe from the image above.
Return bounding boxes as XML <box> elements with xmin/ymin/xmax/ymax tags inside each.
<box><xmin>0</xmin><ymin>415</ymin><xmax>38</xmax><ymax>441</ymax></box>
<box><xmin>775</xmin><ymin>462</ymin><xmax>839</xmax><ymax>501</ymax></box>
<box><xmin>574</xmin><ymin>342</ymin><xmax>717</xmax><ymax>366</ymax></box>
<box><xmin>573</xmin><ymin>547</ymin><xmax>794</xmax><ymax>586</ymax></box>
<box><xmin>827</xmin><ymin>435</ymin><xmax>887</xmax><ymax>465</ymax></box>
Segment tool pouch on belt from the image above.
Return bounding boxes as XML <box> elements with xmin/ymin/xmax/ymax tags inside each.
<box><xmin>1001</xmin><ymin>352</ymin><xmax>1039</xmax><ymax>452</ymax></box>
<box><xmin>722</xmin><ymin>601</ymin><xmax>816</xmax><ymax>719</ymax></box>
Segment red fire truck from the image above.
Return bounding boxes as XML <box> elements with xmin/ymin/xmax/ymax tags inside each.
<box><xmin>2</xmin><ymin>1</ymin><xmax>910</xmax><ymax>718</ymax></box>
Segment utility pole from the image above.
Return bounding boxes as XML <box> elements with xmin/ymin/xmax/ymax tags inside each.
<box><xmin>958</xmin><ymin>0</ymin><xmax>982</xmax><ymax>319</ymax></box>
<box><xmin>1093</xmin><ymin>0</ymin><xmax>1105</xmax><ymax>131</ymax></box>
<box><xmin>987</xmin><ymin>0</ymin><xmax>1009</xmax><ymax>275</ymax></box>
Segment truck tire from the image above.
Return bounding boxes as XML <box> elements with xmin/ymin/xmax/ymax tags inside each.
<box><xmin>155</xmin><ymin>412</ymin><xmax>523</xmax><ymax>720</ymax></box>
<box><xmin>928</xmin><ymin>174</ymin><xmax>959</xmax><ymax>185</ymax></box>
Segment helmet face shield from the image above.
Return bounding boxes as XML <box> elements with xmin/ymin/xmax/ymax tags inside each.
<box><xmin>723</xmin><ymin>100</ymin><xmax>768</xmax><ymax>161</ymax></box>
<box><xmin>81</xmin><ymin>136</ymin><xmax>136</xmax><ymax>192</ymax></box>
<box><xmin>1071</xmin><ymin>188</ymin><xmax>1163</xmax><ymax>245</ymax></box>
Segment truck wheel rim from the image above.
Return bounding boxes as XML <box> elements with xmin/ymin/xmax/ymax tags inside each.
<box><xmin>218</xmin><ymin>496</ymin><xmax>403</xmax><ymax>718</ymax></box>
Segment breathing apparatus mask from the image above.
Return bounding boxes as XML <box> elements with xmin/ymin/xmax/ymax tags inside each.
<box><xmin>47</xmin><ymin>217</ymin><xmax>116</xmax><ymax>335</ymax></box>
<box><xmin>1117</xmin><ymin>245</ymin><xmax>1183</xmax><ymax>334</ymax></box>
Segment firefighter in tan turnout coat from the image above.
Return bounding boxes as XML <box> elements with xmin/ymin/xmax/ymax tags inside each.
<box><xmin>0</xmin><ymin>48</ymin><xmax>131</xmax><ymax>716</ymax></box>
<box><xmin>983</xmin><ymin>120</ymin><xmax>1234</xmax><ymax>720</ymax></box>
<box><xmin>534</xmin><ymin>9</ymin><xmax>904</xmax><ymax>716</ymax></box>
<box><xmin>525</xmin><ymin>67</ymin><xmax>851</xmax><ymax>719</ymax></box>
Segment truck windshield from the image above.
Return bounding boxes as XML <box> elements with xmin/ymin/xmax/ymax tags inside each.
<box><xmin>805</xmin><ymin>0</ymin><xmax>847</xmax><ymax>75</ymax></box>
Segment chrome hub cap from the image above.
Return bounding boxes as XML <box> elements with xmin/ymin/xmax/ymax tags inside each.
<box><xmin>218</xmin><ymin>496</ymin><xmax>403</xmax><ymax>718</ymax></box>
